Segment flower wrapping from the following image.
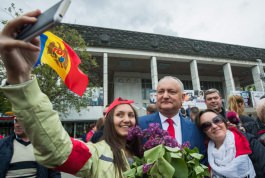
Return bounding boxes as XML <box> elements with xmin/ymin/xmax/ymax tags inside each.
<box><xmin>124</xmin><ymin>123</ymin><xmax>209</xmax><ymax>178</ymax></box>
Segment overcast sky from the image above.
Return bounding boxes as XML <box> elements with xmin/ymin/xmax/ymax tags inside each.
<box><xmin>1</xmin><ymin>0</ymin><xmax>265</xmax><ymax>48</ymax></box>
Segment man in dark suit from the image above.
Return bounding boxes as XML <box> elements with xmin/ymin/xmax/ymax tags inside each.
<box><xmin>139</xmin><ymin>76</ymin><xmax>206</xmax><ymax>158</ymax></box>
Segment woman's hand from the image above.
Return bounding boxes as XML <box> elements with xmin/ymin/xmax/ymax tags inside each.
<box><xmin>0</xmin><ymin>10</ymin><xmax>41</xmax><ymax>84</ymax></box>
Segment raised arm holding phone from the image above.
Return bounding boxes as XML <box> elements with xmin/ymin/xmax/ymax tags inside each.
<box><xmin>0</xmin><ymin>10</ymin><xmax>41</xmax><ymax>85</ymax></box>
<box><xmin>0</xmin><ymin>9</ymin><xmax>142</xmax><ymax>178</ymax></box>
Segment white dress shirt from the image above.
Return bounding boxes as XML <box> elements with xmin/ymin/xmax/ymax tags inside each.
<box><xmin>159</xmin><ymin>112</ymin><xmax>182</xmax><ymax>145</ymax></box>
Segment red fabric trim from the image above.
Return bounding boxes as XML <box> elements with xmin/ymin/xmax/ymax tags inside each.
<box><xmin>105</xmin><ymin>97</ymin><xmax>134</xmax><ymax>116</ymax></box>
<box><xmin>229</xmin><ymin>127</ymin><xmax>252</xmax><ymax>157</ymax></box>
<box><xmin>55</xmin><ymin>138</ymin><xmax>92</xmax><ymax>175</ymax></box>
<box><xmin>257</xmin><ymin>130</ymin><xmax>265</xmax><ymax>135</ymax></box>
<box><xmin>64</xmin><ymin>42</ymin><xmax>89</xmax><ymax>96</ymax></box>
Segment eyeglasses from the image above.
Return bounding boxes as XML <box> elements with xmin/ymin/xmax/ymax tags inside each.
<box><xmin>200</xmin><ymin>115</ymin><xmax>224</xmax><ymax>132</ymax></box>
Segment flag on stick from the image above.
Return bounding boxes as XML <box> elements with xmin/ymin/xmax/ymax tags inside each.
<box><xmin>36</xmin><ymin>31</ymin><xmax>89</xmax><ymax>96</ymax></box>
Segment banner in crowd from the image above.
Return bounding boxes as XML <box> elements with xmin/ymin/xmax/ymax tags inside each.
<box><xmin>183</xmin><ymin>90</ymin><xmax>195</xmax><ymax>108</ymax></box>
<box><xmin>250</xmin><ymin>91</ymin><xmax>264</xmax><ymax>108</ymax></box>
<box><xmin>182</xmin><ymin>90</ymin><xmax>207</xmax><ymax>110</ymax></box>
<box><xmin>149</xmin><ymin>89</ymin><xmax>157</xmax><ymax>103</ymax></box>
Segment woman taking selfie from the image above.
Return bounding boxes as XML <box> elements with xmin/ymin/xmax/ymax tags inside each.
<box><xmin>0</xmin><ymin>11</ymin><xmax>141</xmax><ymax>178</ymax></box>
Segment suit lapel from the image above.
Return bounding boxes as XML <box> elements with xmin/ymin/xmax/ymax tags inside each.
<box><xmin>180</xmin><ymin>115</ymin><xmax>192</xmax><ymax>143</ymax></box>
<box><xmin>146</xmin><ymin>112</ymin><xmax>163</xmax><ymax>129</ymax></box>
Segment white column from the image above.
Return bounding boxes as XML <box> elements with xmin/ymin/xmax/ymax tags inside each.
<box><xmin>103</xmin><ymin>53</ymin><xmax>108</xmax><ymax>106</ymax></box>
<box><xmin>190</xmin><ymin>60</ymin><xmax>201</xmax><ymax>90</ymax></box>
<box><xmin>223</xmin><ymin>63</ymin><xmax>235</xmax><ymax>95</ymax></box>
<box><xmin>151</xmin><ymin>56</ymin><xmax>158</xmax><ymax>89</ymax></box>
<box><xmin>73</xmin><ymin>123</ymin><xmax>76</xmax><ymax>138</ymax></box>
<box><xmin>252</xmin><ymin>65</ymin><xmax>265</xmax><ymax>92</ymax></box>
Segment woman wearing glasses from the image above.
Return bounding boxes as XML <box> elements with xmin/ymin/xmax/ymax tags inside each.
<box><xmin>195</xmin><ymin>109</ymin><xmax>265</xmax><ymax>178</ymax></box>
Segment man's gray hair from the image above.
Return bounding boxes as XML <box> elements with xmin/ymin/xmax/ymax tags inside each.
<box><xmin>158</xmin><ymin>76</ymin><xmax>184</xmax><ymax>92</ymax></box>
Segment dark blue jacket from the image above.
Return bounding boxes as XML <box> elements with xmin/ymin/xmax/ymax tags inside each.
<box><xmin>0</xmin><ymin>134</ymin><xmax>61</xmax><ymax>178</ymax></box>
<box><xmin>139</xmin><ymin>112</ymin><xmax>207</xmax><ymax>163</ymax></box>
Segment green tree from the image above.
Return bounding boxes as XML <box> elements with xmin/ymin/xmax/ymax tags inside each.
<box><xmin>0</xmin><ymin>3</ymin><xmax>23</xmax><ymax>25</ymax></box>
<box><xmin>0</xmin><ymin>4</ymin><xmax>102</xmax><ymax>115</ymax></box>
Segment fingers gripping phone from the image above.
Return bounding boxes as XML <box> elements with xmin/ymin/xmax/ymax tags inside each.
<box><xmin>16</xmin><ymin>0</ymin><xmax>71</xmax><ymax>41</ymax></box>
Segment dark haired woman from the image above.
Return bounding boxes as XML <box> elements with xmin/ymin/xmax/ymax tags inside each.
<box><xmin>195</xmin><ymin>109</ymin><xmax>256</xmax><ymax>178</ymax></box>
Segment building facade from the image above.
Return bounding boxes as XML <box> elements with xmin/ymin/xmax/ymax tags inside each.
<box><xmin>4</xmin><ymin>24</ymin><xmax>265</xmax><ymax>138</ymax></box>
<box><xmin>59</xmin><ymin>24</ymin><xmax>265</xmax><ymax>136</ymax></box>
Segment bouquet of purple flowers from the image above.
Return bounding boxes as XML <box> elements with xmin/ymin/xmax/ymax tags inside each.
<box><xmin>123</xmin><ymin>123</ymin><xmax>209</xmax><ymax>178</ymax></box>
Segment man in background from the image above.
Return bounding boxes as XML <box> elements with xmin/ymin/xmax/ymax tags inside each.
<box><xmin>0</xmin><ymin>117</ymin><xmax>61</xmax><ymax>177</ymax></box>
<box><xmin>204</xmin><ymin>88</ymin><xmax>226</xmax><ymax>118</ymax></box>
<box><xmin>189</xmin><ymin>106</ymin><xmax>199</xmax><ymax>122</ymax></box>
<box><xmin>146</xmin><ymin>103</ymin><xmax>157</xmax><ymax>115</ymax></box>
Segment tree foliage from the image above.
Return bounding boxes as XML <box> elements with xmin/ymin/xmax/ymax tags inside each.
<box><xmin>0</xmin><ymin>4</ymin><xmax>102</xmax><ymax>115</ymax></box>
<box><xmin>0</xmin><ymin>3</ymin><xmax>23</xmax><ymax>25</ymax></box>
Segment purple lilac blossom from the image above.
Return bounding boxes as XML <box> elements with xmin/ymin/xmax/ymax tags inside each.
<box><xmin>128</xmin><ymin>123</ymin><xmax>182</xmax><ymax>150</ymax></box>
<box><xmin>142</xmin><ymin>163</ymin><xmax>153</xmax><ymax>173</ymax></box>
<box><xmin>127</xmin><ymin>126</ymin><xmax>143</xmax><ymax>141</ymax></box>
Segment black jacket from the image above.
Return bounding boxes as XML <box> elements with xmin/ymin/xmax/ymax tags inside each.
<box><xmin>0</xmin><ymin>134</ymin><xmax>61</xmax><ymax>178</ymax></box>
<box><xmin>90</xmin><ymin>126</ymin><xmax>104</xmax><ymax>143</ymax></box>
<box><xmin>240</xmin><ymin>115</ymin><xmax>255</xmax><ymax>125</ymax></box>
<box><xmin>244</xmin><ymin>118</ymin><xmax>265</xmax><ymax>136</ymax></box>
<box><xmin>244</xmin><ymin>132</ymin><xmax>265</xmax><ymax>178</ymax></box>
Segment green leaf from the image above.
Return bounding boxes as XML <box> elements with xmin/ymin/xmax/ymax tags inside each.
<box><xmin>200</xmin><ymin>164</ymin><xmax>208</xmax><ymax>169</ymax></box>
<box><xmin>194</xmin><ymin>165</ymin><xmax>205</xmax><ymax>175</ymax></box>
<box><xmin>149</xmin><ymin>162</ymin><xmax>162</xmax><ymax>177</ymax></box>
<box><xmin>187</xmin><ymin>160</ymin><xmax>195</xmax><ymax>165</ymax></box>
<box><xmin>184</xmin><ymin>147</ymin><xmax>199</xmax><ymax>154</ymax></box>
<box><xmin>164</xmin><ymin>152</ymin><xmax>172</xmax><ymax>163</ymax></box>
<box><xmin>157</xmin><ymin>157</ymin><xmax>175</xmax><ymax>178</ymax></box>
<box><xmin>123</xmin><ymin>168</ymin><xmax>136</xmax><ymax>178</ymax></box>
<box><xmin>135</xmin><ymin>165</ymin><xmax>143</xmax><ymax>176</ymax></box>
<box><xmin>169</xmin><ymin>152</ymin><xmax>182</xmax><ymax>159</ymax></box>
<box><xmin>190</xmin><ymin>153</ymin><xmax>203</xmax><ymax>160</ymax></box>
<box><xmin>144</xmin><ymin>144</ymin><xmax>165</xmax><ymax>163</ymax></box>
<box><xmin>165</xmin><ymin>146</ymin><xmax>181</xmax><ymax>152</ymax></box>
<box><xmin>132</xmin><ymin>156</ymin><xmax>144</xmax><ymax>167</ymax></box>
<box><xmin>171</xmin><ymin>158</ymin><xmax>189</xmax><ymax>178</ymax></box>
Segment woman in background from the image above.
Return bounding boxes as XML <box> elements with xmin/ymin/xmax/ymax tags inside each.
<box><xmin>228</xmin><ymin>95</ymin><xmax>255</xmax><ymax>132</ymax></box>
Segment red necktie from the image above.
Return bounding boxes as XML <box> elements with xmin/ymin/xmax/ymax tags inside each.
<box><xmin>166</xmin><ymin>118</ymin><xmax>175</xmax><ymax>138</ymax></box>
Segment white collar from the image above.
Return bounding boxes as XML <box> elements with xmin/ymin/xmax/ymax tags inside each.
<box><xmin>159</xmin><ymin>112</ymin><xmax>180</xmax><ymax>126</ymax></box>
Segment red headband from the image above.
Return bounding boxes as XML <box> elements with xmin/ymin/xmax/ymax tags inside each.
<box><xmin>105</xmin><ymin>97</ymin><xmax>134</xmax><ymax>116</ymax></box>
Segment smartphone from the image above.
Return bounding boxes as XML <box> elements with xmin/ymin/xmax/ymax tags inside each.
<box><xmin>16</xmin><ymin>0</ymin><xmax>71</xmax><ymax>41</ymax></box>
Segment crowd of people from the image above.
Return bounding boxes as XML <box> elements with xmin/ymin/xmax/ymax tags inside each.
<box><xmin>0</xmin><ymin>10</ymin><xmax>265</xmax><ymax>178</ymax></box>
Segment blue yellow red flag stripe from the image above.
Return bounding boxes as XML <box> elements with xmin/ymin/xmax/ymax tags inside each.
<box><xmin>36</xmin><ymin>31</ymin><xmax>89</xmax><ymax>96</ymax></box>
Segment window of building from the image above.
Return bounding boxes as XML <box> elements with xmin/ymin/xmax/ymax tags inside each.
<box><xmin>142</xmin><ymin>79</ymin><xmax>152</xmax><ymax>100</ymax></box>
<box><xmin>200</xmin><ymin>81</ymin><xmax>224</xmax><ymax>96</ymax></box>
<box><xmin>182</xmin><ymin>80</ymin><xmax>193</xmax><ymax>90</ymax></box>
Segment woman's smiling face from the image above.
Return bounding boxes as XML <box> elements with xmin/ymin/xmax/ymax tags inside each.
<box><xmin>113</xmin><ymin>104</ymin><xmax>136</xmax><ymax>138</ymax></box>
<box><xmin>200</xmin><ymin>111</ymin><xmax>227</xmax><ymax>146</ymax></box>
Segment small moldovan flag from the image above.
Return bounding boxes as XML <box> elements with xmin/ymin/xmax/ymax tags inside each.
<box><xmin>35</xmin><ymin>31</ymin><xmax>89</xmax><ymax>96</ymax></box>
